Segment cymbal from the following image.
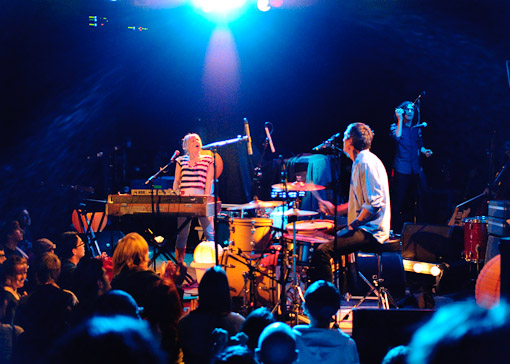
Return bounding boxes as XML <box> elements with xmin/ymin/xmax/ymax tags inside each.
<box><xmin>272</xmin><ymin>208</ymin><xmax>318</xmax><ymax>217</ymax></box>
<box><xmin>271</xmin><ymin>181</ymin><xmax>326</xmax><ymax>192</ymax></box>
<box><xmin>226</xmin><ymin>200</ymin><xmax>284</xmax><ymax>211</ymax></box>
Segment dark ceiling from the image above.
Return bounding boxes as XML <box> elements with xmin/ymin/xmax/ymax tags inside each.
<box><xmin>1</xmin><ymin>0</ymin><xmax>509</xmax><ymax>235</ymax></box>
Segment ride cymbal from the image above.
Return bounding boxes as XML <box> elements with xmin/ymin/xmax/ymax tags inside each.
<box><xmin>272</xmin><ymin>208</ymin><xmax>319</xmax><ymax>217</ymax></box>
<box><xmin>226</xmin><ymin>200</ymin><xmax>284</xmax><ymax>211</ymax></box>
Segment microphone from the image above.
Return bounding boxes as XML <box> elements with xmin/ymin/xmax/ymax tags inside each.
<box><xmin>170</xmin><ymin>150</ymin><xmax>180</xmax><ymax>163</ymax></box>
<box><xmin>412</xmin><ymin>122</ymin><xmax>428</xmax><ymax>128</ymax></box>
<box><xmin>265</xmin><ymin>122</ymin><xmax>276</xmax><ymax>153</ymax></box>
<box><xmin>244</xmin><ymin>118</ymin><xmax>253</xmax><ymax>155</ymax></box>
<box><xmin>312</xmin><ymin>133</ymin><xmax>341</xmax><ymax>151</ymax></box>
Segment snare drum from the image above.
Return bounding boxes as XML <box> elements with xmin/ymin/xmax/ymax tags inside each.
<box><xmin>230</xmin><ymin>218</ymin><xmax>273</xmax><ymax>252</ymax></box>
<box><xmin>286</xmin><ymin>219</ymin><xmax>334</xmax><ymax>235</ymax></box>
<box><xmin>463</xmin><ymin>216</ymin><xmax>488</xmax><ymax>263</ymax></box>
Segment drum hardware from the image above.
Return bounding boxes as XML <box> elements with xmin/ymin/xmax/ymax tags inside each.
<box><xmin>271</xmin><ymin>210</ymin><xmax>320</xmax><ymax>325</ymax></box>
<box><xmin>222</xmin><ymin>248</ymin><xmax>278</xmax><ymax>315</ymax></box>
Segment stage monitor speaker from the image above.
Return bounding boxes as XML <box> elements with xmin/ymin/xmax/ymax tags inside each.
<box><xmin>352</xmin><ymin>308</ymin><xmax>434</xmax><ymax>364</ymax></box>
<box><xmin>401</xmin><ymin>223</ymin><xmax>463</xmax><ymax>263</ymax></box>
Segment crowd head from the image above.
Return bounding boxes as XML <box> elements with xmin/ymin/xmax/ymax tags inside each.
<box><xmin>112</xmin><ymin>233</ymin><xmax>149</xmax><ymax>276</ymax></box>
<box><xmin>256</xmin><ymin>322</ymin><xmax>298</xmax><ymax>364</ymax></box>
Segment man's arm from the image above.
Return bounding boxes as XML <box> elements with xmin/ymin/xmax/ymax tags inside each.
<box><xmin>357</xmin><ymin>161</ymin><xmax>387</xmax><ymax>223</ymax></box>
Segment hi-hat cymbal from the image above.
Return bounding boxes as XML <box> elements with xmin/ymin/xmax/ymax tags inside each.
<box><xmin>272</xmin><ymin>208</ymin><xmax>318</xmax><ymax>217</ymax></box>
<box><xmin>271</xmin><ymin>181</ymin><xmax>326</xmax><ymax>192</ymax></box>
<box><xmin>226</xmin><ymin>200</ymin><xmax>284</xmax><ymax>211</ymax></box>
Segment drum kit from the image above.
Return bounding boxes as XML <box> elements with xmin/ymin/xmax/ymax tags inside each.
<box><xmin>219</xmin><ymin>181</ymin><xmax>333</xmax><ymax>319</ymax></box>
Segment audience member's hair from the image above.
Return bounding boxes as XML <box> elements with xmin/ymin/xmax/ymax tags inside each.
<box><xmin>94</xmin><ymin>290</ymin><xmax>141</xmax><ymax>319</ymax></box>
<box><xmin>32</xmin><ymin>238</ymin><xmax>56</xmax><ymax>257</ymax></box>
<box><xmin>112</xmin><ymin>233</ymin><xmax>149</xmax><ymax>276</ymax></box>
<box><xmin>382</xmin><ymin>345</ymin><xmax>409</xmax><ymax>364</ymax></box>
<box><xmin>213</xmin><ymin>345</ymin><xmax>257</xmax><ymax>364</ymax></box>
<box><xmin>198</xmin><ymin>266</ymin><xmax>232</xmax><ymax>314</ymax></box>
<box><xmin>14</xmin><ymin>208</ymin><xmax>31</xmax><ymax>228</ymax></box>
<box><xmin>0</xmin><ymin>220</ymin><xmax>22</xmax><ymax>244</ymax></box>
<box><xmin>346</xmin><ymin>122</ymin><xmax>374</xmax><ymax>151</ymax></box>
<box><xmin>57</xmin><ymin>232</ymin><xmax>80</xmax><ymax>261</ymax></box>
<box><xmin>241</xmin><ymin>307</ymin><xmax>276</xmax><ymax>351</ymax></box>
<box><xmin>304</xmin><ymin>280</ymin><xmax>341</xmax><ymax>322</ymax></box>
<box><xmin>36</xmin><ymin>252</ymin><xmax>61</xmax><ymax>284</ymax></box>
<box><xmin>407</xmin><ymin>300</ymin><xmax>510</xmax><ymax>364</ymax></box>
<box><xmin>256</xmin><ymin>322</ymin><xmax>298</xmax><ymax>364</ymax></box>
<box><xmin>3</xmin><ymin>255</ymin><xmax>28</xmax><ymax>282</ymax></box>
<box><xmin>43</xmin><ymin>315</ymin><xmax>166</xmax><ymax>364</ymax></box>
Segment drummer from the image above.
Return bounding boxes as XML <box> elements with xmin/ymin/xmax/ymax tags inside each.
<box><xmin>308</xmin><ymin>122</ymin><xmax>391</xmax><ymax>283</ymax></box>
<box><xmin>173</xmin><ymin>133</ymin><xmax>215</xmax><ymax>266</ymax></box>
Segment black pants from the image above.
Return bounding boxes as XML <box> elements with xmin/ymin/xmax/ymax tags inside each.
<box><xmin>391</xmin><ymin>171</ymin><xmax>429</xmax><ymax>234</ymax></box>
<box><xmin>308</xmin><ymin>228</ymin><xmax>380</xmax><ymax>283</ymax></box>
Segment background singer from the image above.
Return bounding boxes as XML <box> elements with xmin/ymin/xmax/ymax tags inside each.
<box><xmin>390</xmin><ymin>101</ymin><xmax>433</xmax><ymax>234</ymax></box>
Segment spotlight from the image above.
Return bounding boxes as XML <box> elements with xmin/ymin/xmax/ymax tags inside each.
<box><xmin>430</xmin><ymin>265</ymin><xmax>442</xmax><ymax>277</ymax></box>
<box><xmin>193</xmin><ymin>0</ymin><xmax>246</xmax><ymax>14</ymax></box>
<box><xmin>257</xmin><ymin>0</ymin><xmax>271</xmax><ymax>11</ymax></box>
<box><xmin>403</xmin><ymin>259</ymin><xmax>444</xmax><ymax>276</ymax></box>
<box><xmin>413</xmin><ymin>263</ymin><xmax>424</xmax><ymax>274</ymax></box>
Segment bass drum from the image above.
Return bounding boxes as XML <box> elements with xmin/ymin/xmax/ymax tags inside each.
<box><xmin>222</xmin><ymin>251</ymin><xmax>278</xmax><ymax>308</ymax></box>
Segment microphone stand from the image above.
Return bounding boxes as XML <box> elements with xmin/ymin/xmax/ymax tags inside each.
<box><xmin>213</xmin><ymin>146</ymin><xmax>220</xmax><ymax>266</ymax></box>
<box><xmin>202</xmin><ymin>135</ymin><xmax>249</xmax><ymax>266</ymax></box>
<box><xmin>329</xmin><ymin>143</ymin><xmax>343</xmax><ymax>292</ymax></box>
<box><xmin>144</xmin><ymin>157</ymin><xmax>178</xmax><ymax>235</ymax></box>
<box><xmin>145</xmin><ymin>159</ymin><xmax>176</xmax><ymax>185</ymax></box>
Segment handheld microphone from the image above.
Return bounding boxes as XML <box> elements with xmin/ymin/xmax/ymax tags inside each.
<box><xmin>170</xmin><ymin>150</ymin><xmax>180</xmax><ymax>163</ymax></box>
<box><xmin>244</xmin><ymin>118</ymin><xmax>253</xmax><ymax>155</ymax></box>
<box><xmin>264</xmin><ymin>122</ymin><xmax>276</xmax><ymax>153</ymax></box>
<box><xmin>412</xmin><ymin>122</ymin><xmax>428</xmax><ymax>128</ymax></box>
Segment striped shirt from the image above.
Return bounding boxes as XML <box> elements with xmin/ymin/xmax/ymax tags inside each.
<box><xmin>177</xmin><ymin>154</ymin><xmax>213</xmax><ymax>191</ymax></box>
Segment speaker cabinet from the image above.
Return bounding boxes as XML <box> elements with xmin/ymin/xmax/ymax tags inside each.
<box><xmin>352</xmin><ymin>308</ymin><xmax>434</xmax><ymax>364</ymax></box>
<box><xmin>401</xmin><ymin>223</ymin><xmax>463</xmax><ymax>263</ymax></box>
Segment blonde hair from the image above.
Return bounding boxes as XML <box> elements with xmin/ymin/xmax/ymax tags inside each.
<box><xmin>182</xmin><ymin>133</ymin><xmax>202</xmax><ymax>155</ymax></box>
<box><xmin>112</xmin><ymin>232</ymin><xmax>149</xmax><ymax>276</ymax></box>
